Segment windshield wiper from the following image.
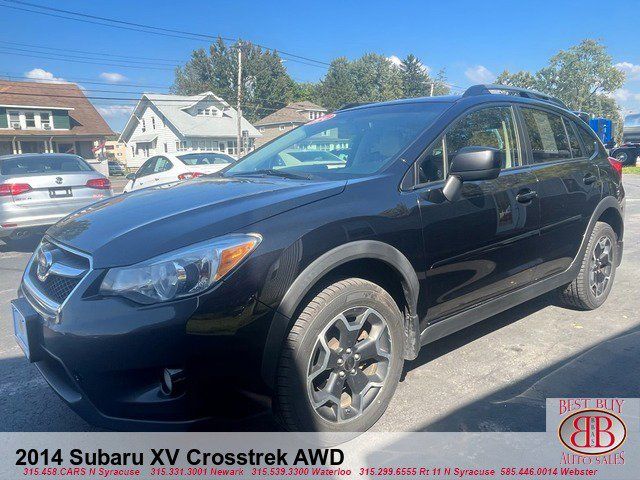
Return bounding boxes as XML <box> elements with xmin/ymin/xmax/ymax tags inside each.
<box><xmin>233</xmin><ymin>169</ymin><xmax>312</xmax><ymax>180</ymax></box>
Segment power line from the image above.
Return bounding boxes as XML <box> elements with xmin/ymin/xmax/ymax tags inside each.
<box><xmin>0</xmin><ymin>40</ymin><xmax>182</xmax><ymax>64</ymax></box>
<box><xmin>0</xmin><ymin>49</ymin><xmax>176</xmax><ymax>70</ymax></box>
<box><xmin>0</xmin><ymin>0</ymin><xmax>331</xmax><ymax>68</ymax></box>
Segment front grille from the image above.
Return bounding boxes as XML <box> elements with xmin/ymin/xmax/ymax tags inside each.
<box><xmin>27</xmin><ymin>240</ymin><xmax>90</xmax><ymax>306</ymax></box>
<box><xmin>37</xmin><ymin>274</ymin><xmax>81</xmax><ymax>304</ymax></box>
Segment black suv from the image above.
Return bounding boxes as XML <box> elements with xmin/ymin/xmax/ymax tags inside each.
<box><xmin>12</xmin><ymin>85</ymin><xmax>624</xmax><ymax>432</ymax></box>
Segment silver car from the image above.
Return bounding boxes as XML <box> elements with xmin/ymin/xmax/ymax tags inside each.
<box><xmin>0</xmin><ymin>154</ymin><xmax>113</xmax><ymax>242</ymax></box>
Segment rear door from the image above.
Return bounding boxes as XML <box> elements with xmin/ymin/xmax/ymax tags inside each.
<box><xmin>415</xmin><ymin>104</ymin><xmax>541</xmax><ymax>321</ymax></box>
<box><xmin>518</xmin><ymin>107</ymin><xmax>602</xmax><ymax>280</ymax></box>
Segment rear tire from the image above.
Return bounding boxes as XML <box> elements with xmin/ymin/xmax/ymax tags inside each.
<box><xmin>275</xmin><ymin>278</ymin><xmax>404</xmax><ymax>432</ymax></box>
<box><xmin>558</xmin><ymin>221</ymin><xmax>617</xmax><ymax>310</ymax></box>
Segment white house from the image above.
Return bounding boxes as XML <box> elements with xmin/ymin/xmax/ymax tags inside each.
<box><xmin>119</xmin><ymin>92</ymin><xmax>261</xmax><ymax>168</ymax></box>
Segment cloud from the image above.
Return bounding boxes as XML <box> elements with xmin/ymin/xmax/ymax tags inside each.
<box><xmin>465</xmin><ymin>65</ymin><xmax>496</xmax><ymax>84</ymax></box>
<box><xmin>24</xmin><ymin>68</ymin><xmax>66</xmax><ymax>83</ymax></box>
<box><xmin>615</xmin><ymin>62</ymin><xmax>640</xmax><ymax>81</ymax></box>
<box><xmin>97</xmin><ymin>105</ymin><xmax>134</xmax><ymax>117</ymax></box>
<box><xmin>99</xmin><ymin>72</ymin><xmax>127</xmax><ymax>83</ymax></box>
<box><xmin>387</xmin><ymin>55</ymin><xmax>402</xmax><ymax>68</ymax></box>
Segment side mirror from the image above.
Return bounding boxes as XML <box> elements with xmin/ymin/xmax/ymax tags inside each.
<box><xmin>442</xmin><ymin>146</ymin><xmax>503</xmax><ymax>201</ymax></box>
<box><xmin>126</xmin><ymin>173</ymin><xmax>136</xmax><ymax>181</ymax></box>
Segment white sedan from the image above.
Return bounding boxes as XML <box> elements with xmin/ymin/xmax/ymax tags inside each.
<box><xmin>123</xmin><ymin>151</ymin><xmax>235</xmax><ymax>193</ymax></box>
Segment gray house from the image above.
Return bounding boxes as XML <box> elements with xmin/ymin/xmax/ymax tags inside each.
<box><xmin>119</xmin><ymin>92</ymin><xmax>261</xmax><ymax>168</ymax></box>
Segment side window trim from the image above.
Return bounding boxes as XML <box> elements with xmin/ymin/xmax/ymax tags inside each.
<box><xmin>564</xmin><ymin>117</ymin><xmax>587</xmax><ymax>159</ymax></box>
<box><xmin>574</xmin><ymin>121</ymin><xmax>600</xmax><ymax>160</ymax></box>
<box><xmin>405</xmin><ymin>102</ymin><xmax>522</xmax><ymax>190</ymax></box>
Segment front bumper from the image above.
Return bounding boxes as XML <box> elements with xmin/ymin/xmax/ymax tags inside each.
<box><xmin>15</xmin><ymin>259</ymin><xmax>276</xmax><ymax>430</ymax></box>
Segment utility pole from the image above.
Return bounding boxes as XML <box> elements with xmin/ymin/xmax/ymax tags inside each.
<box><xmin>430</xmin><ymin>82</ymin><xmax>434</xmax><ymax>97</ymax></box>
<box><xmin>236</xmin><ymin>42</ymin><xmax>243</xmax><ymax>157</ymax></box>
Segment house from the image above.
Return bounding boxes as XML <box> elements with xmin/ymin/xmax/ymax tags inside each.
<box><xmin>119</xmin><ymin>92</ymin><xmax>261</xmax><ymax>168</ymax></box>
<box><xmin>0</xmin><ymin>80</ymin><xmax>113</xmax><ymax>158</ymax></box>
<box><xmin>254</xmin><ymin>101</ymin><xmax>327</xmax><ymax>147</ymax></box>
<box><xmin>103</xmin><ymin>137</ymin><xmax>128</xmax><ymax>164</ymax></box>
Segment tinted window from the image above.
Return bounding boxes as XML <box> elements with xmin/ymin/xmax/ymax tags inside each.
<box><xmin>154</xmin><ymin>157</ymin><xmax>173</xmax><ymax>173</ymax></box>
<box><xmin>1</xmin><ymin>155</ymin><xmax>92</xmax><ymax>176</ymax></box>
<box><xmin>137</xmin><ymin>157</ymin><xmax>157</xmax><ymax>177</ymax></box>
<box><xmin>564</xmin><ymin>119</ymin><xmax>585</xmax><ymax>158</ymax></box>
<box><xmin>521</xmin><ymin>108</ymin><xmax>571</xmax><ymax>163</ymax></box>
<box><xmin>417</xmin><ymin>137</ymin><xmax>445</xmax><ymax>184</ymax></box>
<box><xmin>445</xmin><ymin>106</ymin><xmax>520</xmax><ymax>169</ymax></box>
<box><xmin>577</xmin><ymin>124</ymin><xmax>597</xmax><ymax>157</ymax></box>
<box><xmin>225</xmin><ymin>102</ymin><xmax>449</xmax><ymax>179</ymax></box>
<box><xmin>177</xmin><ymin>153</ymin><xmax>233</xmax><ymax>165</ymax></box>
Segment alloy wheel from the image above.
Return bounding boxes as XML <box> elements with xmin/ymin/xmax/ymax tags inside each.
<box><xmin>589</xmin><ymin>236</ymin><xmax>613</xmax><ymax>298</ymax></box>
<box><xmin>306</xmin><ymin>306</ymin><xmax>392</xmax><ymax>423</ymax></box>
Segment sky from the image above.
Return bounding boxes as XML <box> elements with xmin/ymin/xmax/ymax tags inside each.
<box><xmin>0</xmin><ymin>0</ymin><xmax>639</xmax><ymax>132</ymax></box>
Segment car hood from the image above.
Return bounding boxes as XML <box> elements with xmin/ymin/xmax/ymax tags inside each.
<box><xmin>48</xmin><ymin>176</ymin><xmax>346</xmax><ymax>268</ymax></box>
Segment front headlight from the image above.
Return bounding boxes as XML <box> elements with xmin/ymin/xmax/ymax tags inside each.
<box><xmin>100</xmin><ymin>234</ymin><xmax>261</xmax><ymax>304</ymax></box>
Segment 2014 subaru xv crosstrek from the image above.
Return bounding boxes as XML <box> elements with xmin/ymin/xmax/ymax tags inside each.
<box><xmin>11</xmin><ymin>84</ymin><xmax>624</xmax><ymax>432</ymax></box>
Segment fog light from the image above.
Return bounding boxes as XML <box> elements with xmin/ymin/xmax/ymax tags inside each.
<box><xmin>161</xmin><ymin>368</ymin><xmax>186</xmax><ymax>395</ymax></box>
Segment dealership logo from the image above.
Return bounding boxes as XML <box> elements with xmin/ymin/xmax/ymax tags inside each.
<box><xmin>55</xmin><ymin>177</ymin><xmax>63</xmax><ymax>185</ymax></box>
<box><xmin>36</xmin><ymin>248</ymin><xmax>54</xmax><ymax>282</ymax></box>
<box><xmin>559</xmin><ymin>409</ymin><xmax>626</xmax><ymax>456</ymax></box>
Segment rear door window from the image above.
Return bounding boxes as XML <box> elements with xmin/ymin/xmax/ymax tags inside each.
<box><xmin>154</xmin><ymin>156</ymin><xmax>173</xmax><ymax>173</ymax></box>
<box><xmin>0</xmin><ymin>156</ymin><xmax>92</xmax><ymax>176</ymax></box>
<box><xmin>136</xmin><ymin>157</ymin><xmax>158</xmax><ymax>177</ymax></box>
<box><xmin>521</xmin><ymin>108</ymin><xmax>571</xmax><ymax>163</ymax></box>
<box><xmin>576</xmin><ymin>124</ymin><xmax>597</xmax><ymax>157</ymax></box>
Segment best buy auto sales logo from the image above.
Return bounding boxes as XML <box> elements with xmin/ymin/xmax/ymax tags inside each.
<box><xmin>557</xmin><ymin>399</ymin><xmax>626</xmax><ymax>465</ymax></box>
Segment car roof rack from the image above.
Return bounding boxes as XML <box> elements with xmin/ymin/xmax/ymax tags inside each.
<box><xmin>463</xmin><ymin>84</ymin><xmax>568</xmax><ymax>110</ymax></box>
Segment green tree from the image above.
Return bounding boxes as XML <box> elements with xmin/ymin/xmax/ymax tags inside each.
<box><xmin>400</xmin><ymin>54</ymin><xmax>450</xmax><ymax>97</ymax></box>
<box><xmin>316</xmin><ymin>57</ymin><xmax>358</xmax><ymax>110</ymax></box>
<box><xmin>496</xmin><ymin>39</ymin><xmax>626</xmax><ymax>140</ymax></box>
<box><xmin>172</xmin><ymin>38</ymin><xmax>298</xmax><ymax>122</ymax></box>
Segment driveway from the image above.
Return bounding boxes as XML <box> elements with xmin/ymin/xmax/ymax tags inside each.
<box><xmin>1</xmin><ymin>178</ymin><xmax>639</xmax><ymax>431</ymax></box>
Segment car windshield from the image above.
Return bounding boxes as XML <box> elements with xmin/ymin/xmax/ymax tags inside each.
<box><xmin>177</xmin><ymin>152</ymin><xmax>234</xmax><ymax>165</ymax></box>
<box><xmin>0</xmin><ymin>155</ymin><xmax>93</xmax><ymax>176</ymax></box>
<box><xmin>224</xmin><ymin>102</ymin><xmax>449</xmax><ymax>179</ymax></box>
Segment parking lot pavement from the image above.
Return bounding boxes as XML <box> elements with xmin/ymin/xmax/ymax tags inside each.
<box><xmin>109</xmin><ymin>176</ymin><xmax>129</xmax><ymax>194</ymax></box>
<box><xmin>1</xmin><ymin>179</ymin><xmax>639</xmax><ymax>432</ymax></box>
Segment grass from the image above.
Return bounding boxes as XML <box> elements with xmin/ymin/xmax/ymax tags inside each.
<box><xmin>622</xmin><ymin>166</ymin><xmax>640</xmax><ymax>175</ymax></box>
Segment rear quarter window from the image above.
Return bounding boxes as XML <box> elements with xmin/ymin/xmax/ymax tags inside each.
<box><xmin>576</xmin><ymin>124</ymin><xmax>598</xmax><ymax>157</ymax></box>
<box><xmin>1</xmin><ymin>156</ymin><xmax>92</xmax><ymax>176</ymax></box>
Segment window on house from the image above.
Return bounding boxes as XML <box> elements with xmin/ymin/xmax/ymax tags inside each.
<box><xmin>131</xmin><ymin>146</ymin><xmax>135</xmax><ymax>155</ymax></box>
<box><xmin>25</xmin><ymin>112</ymin><xmax>36</xmax><ymax>128</ymax></box>
<box><xmin>141</xmin><ymin>119</ymin><xmax>146</xmax><ymax>132</ymax></box>
<box><xmin>164</xmin><ymin>143</ymin><xmax>168</xmax><ymax>153</ymax></box>
<box><xmin>8</xmin><ymin>111</ymin><xmax>20</xmax><ymax>128</ymax></box>
<box><xmin>279</xmin><ymin>125</ymin><xmax>286</xmax><ymax>131</ymax></box>
<box><xmin>259</xmin><ymin>127</ymin><xmax>265</xmax><ymax>132</ymax></box>
<box><xmin>152</xmin><ymin>116</ymin><xmax>156</xmax><ymax>129</ymax></box>
<box><xmin>40</xmin><ymin>112</ymin><xmax>51</xmax><ymax>129</ymax></box>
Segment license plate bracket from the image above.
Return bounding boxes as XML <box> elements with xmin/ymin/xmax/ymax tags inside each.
<box><xmin>49</xmin><ymin>187</ymin><xmax>72</xmax><ymax>198</ymax></box>
<box><xmin>11</xmin><ymin>298</ymin><xmax>43</xmax><ymax>362</ymax></box>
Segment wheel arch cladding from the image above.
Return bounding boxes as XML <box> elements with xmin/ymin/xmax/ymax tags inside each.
<box><xmin>260</xmin><ymin>240</ymin><xmax>420</xmax><ymax>387</ymax></box>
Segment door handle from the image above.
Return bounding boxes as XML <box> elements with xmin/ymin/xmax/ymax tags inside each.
<box><xmin>583</xmin><ymin>173</ymin><xmax>597</xmax><ymax>185</ymax></box>
<box><xmin>516</xmin><ymin>189</ymin><xmax>538</xmax><ymax>203</ymax></box>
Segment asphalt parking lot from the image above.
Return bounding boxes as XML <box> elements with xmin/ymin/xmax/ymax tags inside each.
<box><xmin>1</xmin><ymin>178</ymin><xmax>639</xmax><ymax>432</ymax></box>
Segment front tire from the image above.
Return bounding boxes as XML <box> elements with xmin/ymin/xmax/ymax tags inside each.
<box><xmin>275</xmin><ymin>278</ymin><xmax>404</xmax><ymax>432</ymax></box>
<box><xmin>558</xmin><ymin>221</ymin><xmax>617</xmax><ymax>310</ymax></box>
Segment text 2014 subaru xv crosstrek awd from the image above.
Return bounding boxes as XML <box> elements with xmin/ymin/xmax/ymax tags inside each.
<box><xmin>12</xmin><ymin>85</ymin><xmax>624</xmax><ymax>432</ymax></box>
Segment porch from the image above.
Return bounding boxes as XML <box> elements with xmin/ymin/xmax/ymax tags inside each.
<box><xmin>0</xmin><ymin>137</ymin><xmax>99</xmax><ymax>159</ymax></box>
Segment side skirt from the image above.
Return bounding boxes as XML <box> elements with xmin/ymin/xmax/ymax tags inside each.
<box><xmin>419</xmin><ymin>267</ymin><xmax>575</xmax><ymax>346</ymax></box>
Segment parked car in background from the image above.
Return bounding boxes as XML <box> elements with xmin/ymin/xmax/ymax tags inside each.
<box><xmin>610</xmin><ymin>142</ymin><xmax>640</xmax><ymax>166</ymax></box>
<box><xmin>108</xmin><ymin>160</ymin><xmax>126</xmax><ymax>176</ymax></box>
<box><xmin>0</xmin><ymin>153</ymin><xmax>112</xmax><ymax>243</ymax></box>
<box><xmin>123</xmin><ymin>151</ymin><xmax>234</xmax><ymax>192</ymax></box>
